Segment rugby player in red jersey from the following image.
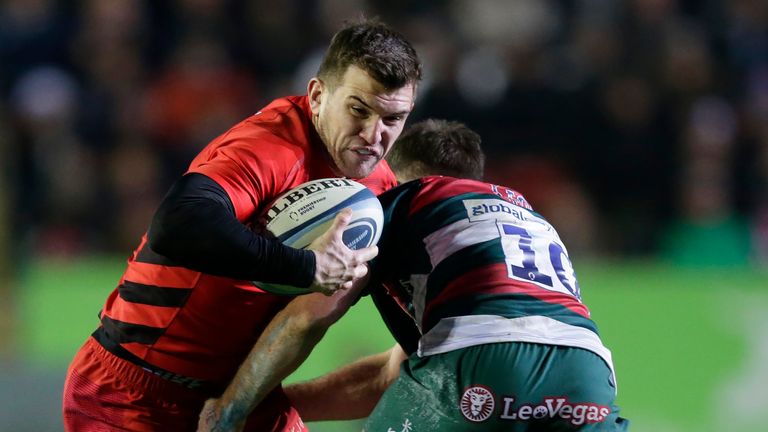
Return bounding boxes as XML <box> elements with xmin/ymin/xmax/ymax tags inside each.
<box><xmin>62</xmin><ymin>19</ymin><xmax>421</xmax><ymax>432</ymax></box>
<box><xmin>200</xmin><ymin>120</ymin><xmax>629</xmax><ymax>431</ymax></box>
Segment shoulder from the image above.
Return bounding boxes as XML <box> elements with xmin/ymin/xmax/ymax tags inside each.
<box><xmin>248</xmin><ymin>95</ymin><xmax>311</xmax><ymax>133</ymax></box>
<box><xmin>418</xmin><ymin>176</ymin><xmax>488</xmax><ymax>196</ymax></box>
<box><xmin>184</xmin><ymin>96</ymin><xmax>317</xmax><ymax>220</ymax></box>
<box><xmin>232</xmin><ymin>95</ymin><xmax>314</xmax><ymax>152</ymax></box>
<box><xmin>190</xmin><ymin>96</ymin><xmax>314</xmax><ymax>170</ymax></box>
<box><xmin>406</xmin><ymin>176</ymin><xmax>488</xmax><ymax>210</ymax></box>
<box><xmin>417</xmin><ymin>176</ymin><xmax>533</xmax><ymax>211</ymax></box>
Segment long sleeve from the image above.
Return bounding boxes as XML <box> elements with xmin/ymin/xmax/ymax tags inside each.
<box><xmin>148</xmin><ymin>173</ymin><xmax>315</xmax><ymax>286</ymax></box>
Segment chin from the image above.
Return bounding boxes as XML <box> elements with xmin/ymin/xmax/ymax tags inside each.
<box><xmin>339</xmin><ymin>158</ymin><xmax>378</xmax><ymax>179</ymax></box>
<box><xmin>341</xmin><ymin>165</ymin><xmax>374</xmax><ymax>179</ymax></box>
<box><xmin>345</xmin><ymin>168</ymin><xmax>372</xmax><ymax>179</ymax></box>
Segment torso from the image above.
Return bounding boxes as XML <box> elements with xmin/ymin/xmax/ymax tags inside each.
<box><xmin>375</xmin><ymin>176</ymin><xmax>613</xmax><ymax>372</ymax></box>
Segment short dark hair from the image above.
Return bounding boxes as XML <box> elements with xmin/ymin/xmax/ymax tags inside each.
<box><xmin>387</xmin><ymin>119</ymin><xmax>485</xmax><ymax>181</ymax></box>
<box><xmin>317</xmin><ymin>19</ymin><xmax>422</xmax><ymax>89</ymax></box>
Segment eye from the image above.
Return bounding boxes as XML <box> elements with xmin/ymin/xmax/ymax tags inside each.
<box><xmin>383</xmin><ymin>115</ymin><xmax>404</xmax><ymax>126</ymax></box>
<box><xmin>350</xmin><ymin>106</ymin><xmax>368</xmax><ymax>117</ymax></box>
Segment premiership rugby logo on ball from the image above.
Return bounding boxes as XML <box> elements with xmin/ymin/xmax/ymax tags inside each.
<box><xmin>253</xmin><ymin>178</ymin><xmax>384</xmax><ymax>295</ymax></box>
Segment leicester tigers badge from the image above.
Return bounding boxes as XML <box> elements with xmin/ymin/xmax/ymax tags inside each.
<box><xmin>459</xmin><ymin>385</ymin><xmax>495</xmax><ymax>422</ymax></box>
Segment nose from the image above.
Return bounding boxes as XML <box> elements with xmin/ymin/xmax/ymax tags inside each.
<box><xmin>359</xmin><ymin>118</ymin><xmax>383</xmax><ymax>145</ymax></box>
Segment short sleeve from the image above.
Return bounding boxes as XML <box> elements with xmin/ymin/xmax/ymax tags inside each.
<box><xmin>188</xmin><ymin>135</ymin><xmax>303</xmax><ymax>223</ymax></box>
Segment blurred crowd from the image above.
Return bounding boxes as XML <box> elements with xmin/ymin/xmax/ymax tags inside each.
<box><xmin>2</xmin><ymin>0</ymin><xmax>767</xmax><ymax>266</ymax></box>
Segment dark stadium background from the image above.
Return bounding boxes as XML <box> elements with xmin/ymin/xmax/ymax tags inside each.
<box><xmin>1</xmin><ymin>1</ymin><xmax>766</xmax><ymax>431</ymax></box>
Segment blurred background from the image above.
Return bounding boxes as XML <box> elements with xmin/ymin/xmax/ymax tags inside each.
<box><xmin>1</xmin><ymin>0</ymin><xmax>767</xmax><ymax>431</ymax></box>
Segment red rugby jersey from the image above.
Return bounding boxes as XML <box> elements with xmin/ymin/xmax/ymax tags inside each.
<box><xmin>97</xmin><ymin>95</ymin><xmax>397</xmax><ymax>385</ymax></box>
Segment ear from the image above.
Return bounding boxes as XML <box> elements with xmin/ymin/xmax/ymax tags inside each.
<box><xmin>307</xmin><ymin>78</ymin><xmax>324</xmax><ymax>116</ymax></box>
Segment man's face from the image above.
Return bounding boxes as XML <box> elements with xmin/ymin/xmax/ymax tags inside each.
<box><xmin>309</xmin><ymin>65</ymin><xmax>415</xmax><ymax>179</ymax></box>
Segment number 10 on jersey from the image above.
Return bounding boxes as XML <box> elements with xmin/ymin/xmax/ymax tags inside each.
<box><xmin>499</xmin><ymin>222</ymin><xmax>582</xmax><ymax>300</ymax></box>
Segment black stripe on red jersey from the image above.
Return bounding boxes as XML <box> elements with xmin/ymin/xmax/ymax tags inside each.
<box><xmin>91</xmin><ymin>327</ymin><xmax>220</xmax><ymax>393</ymax></box>
<box><xmin>423</xmin><ymin>292</ymin><xmax>599</xmax><ymax>335</ymax></box>
<box><xmin>118</xmin><ymin>281</ymin><xmax>192</xmax><ymax>308</ymax></box>
<box><xmin>135</xmin><ymin>242</ymin><xmax>179</xmax><ymax>266</ymax></box>
<box><xmin>101</xmin><ymin>315</ymin><xmax>165</xmax><ymax>345</ymax></box>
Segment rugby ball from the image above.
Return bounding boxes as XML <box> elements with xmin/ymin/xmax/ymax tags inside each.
<box><xmin>254</xmin><ymin>178</ymin><xmax>384</xmax><ymax>295</ymax></box>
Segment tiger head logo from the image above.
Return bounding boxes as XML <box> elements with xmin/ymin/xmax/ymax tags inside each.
<box><xmin>459</xmin><ymin>385</ymin><xmax>495</xmax><ymax>422</ymax></box>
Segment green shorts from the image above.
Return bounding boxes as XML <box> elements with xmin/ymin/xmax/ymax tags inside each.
<box><xmin>364</xmin><ymin>342</ymin><xmax>629</xmax><ymax>431</ymax></box>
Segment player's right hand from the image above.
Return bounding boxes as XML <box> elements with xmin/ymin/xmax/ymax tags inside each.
<box><xmin>307</xmin><ymin>208</ymin><xmax>378</xmax><ymax>296</ymax></box>
<box><xmin>197</xmin><ymin>398</ymin><xmax>246</xmax><ymax>432</ymax></box>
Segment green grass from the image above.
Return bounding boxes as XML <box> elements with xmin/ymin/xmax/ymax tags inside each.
<box><xmin>579</xmin><ymin>262</ymin><xmax>754</xmax><ymax>431</ymax></box>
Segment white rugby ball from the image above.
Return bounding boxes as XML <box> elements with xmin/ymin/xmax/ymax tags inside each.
<box><xmin>254</xmin><ymin>178</ymin><xmax>384</xmax><ymax>295</ymax></box>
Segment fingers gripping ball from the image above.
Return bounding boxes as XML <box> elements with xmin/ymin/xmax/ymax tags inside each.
<box><xmin>254</xmin><ymin>178</ymin><xmax>383</xmax><ymax>295</ymax></box>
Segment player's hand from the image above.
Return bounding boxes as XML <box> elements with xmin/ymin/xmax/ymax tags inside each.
<box><xmin>307</xmin><ymin>208</ymin><xmax>378</xmax><ymax>296</ymax></box>
<box><xmin>197</xmin><ymin>398</ymin><xmax>245</xmax><ymax>432</ymax></box>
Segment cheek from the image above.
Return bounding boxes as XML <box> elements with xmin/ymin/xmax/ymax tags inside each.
<box><xmin>333</xmin><ymin>113</ymin><xmax>358</xmax><ymax>136</ymax></box>
<box><xmin>381</xmin><ymin>140</ymin><xmax>396</xmax><ymax>157</ymax></box>
<box><xmin>382</xmin><ymin>126</ymin><xmax>404</xmax><ymax>151</ymax></box>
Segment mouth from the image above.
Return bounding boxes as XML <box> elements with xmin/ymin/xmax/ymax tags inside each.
<box><xmin>350</xmin><ymin>147</ymin><xmax>380</xmax><ymax>159</ymax></box>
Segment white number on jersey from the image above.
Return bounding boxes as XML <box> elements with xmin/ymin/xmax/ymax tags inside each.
<box><xmin>498</xmin><ymin>217</ymin><xmax>581</xmax><ymax>300</ymax></box>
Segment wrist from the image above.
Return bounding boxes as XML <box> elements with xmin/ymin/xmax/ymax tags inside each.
<box><xmin>214</xmin><ymin>408</ymin><xmax>240</xmax><ymax>431</ymax></box>
<box><xmin>217</xmin><ymin>402</ymin><xmax>248</xmax><ymax>430</ymax></box>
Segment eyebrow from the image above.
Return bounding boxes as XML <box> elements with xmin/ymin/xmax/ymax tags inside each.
<box><xmin>349</xmin><ymin>95</ymin><xmax>411</xmax><ymax>117</ymax></box>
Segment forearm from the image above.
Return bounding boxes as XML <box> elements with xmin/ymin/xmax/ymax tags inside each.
<box><xmin>284</xmin><ymin>344</ymin><xmax>406</xmax><ymax>421</ymax></box>
<box><xmin>202</xmin><ymin>287</ymin><xmax>363</xmax><ymax>429</ymax></box>
<box><xmin>285</xmin><ymin>351</ymin><xmax>390</xmax><ymax>420</ymax></box>
<box><xmin>211</xmin><ymin>304</ymin><xmax>328</xmax><ymax>428</ymax></box>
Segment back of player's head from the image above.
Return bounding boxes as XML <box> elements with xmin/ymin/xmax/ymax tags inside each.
<box><xmin>387</xmin><ymin>119</ymin><xmax>485</xmax><ymax>182</ymax></box>
<box><xmin>317</xmin><ymin>18</ymin><xmax>422</xmax><ymax>90</ymax></box>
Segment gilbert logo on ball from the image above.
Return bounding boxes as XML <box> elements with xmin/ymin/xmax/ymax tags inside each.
<box><xmin>254</xmin><ymin>178</ymin><xmax>384</xmax><ymax>295</ymax></box>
